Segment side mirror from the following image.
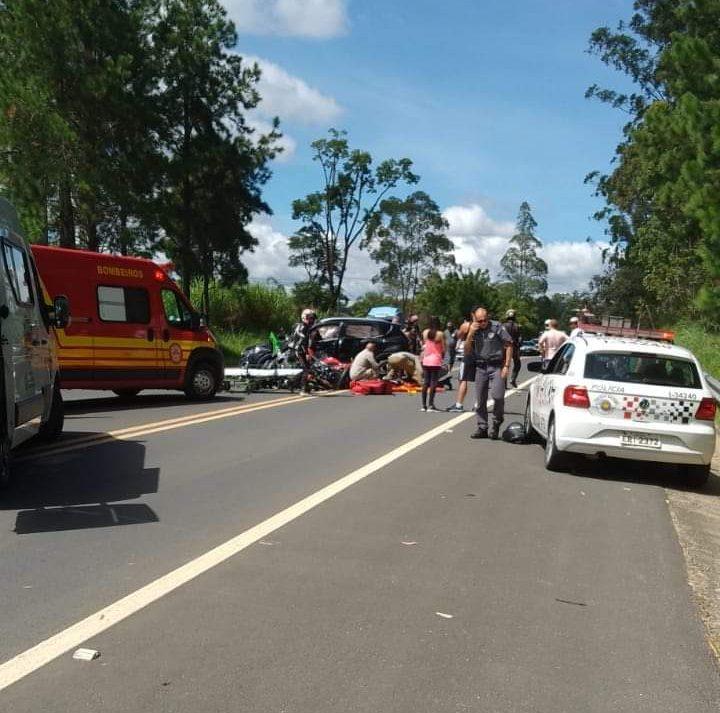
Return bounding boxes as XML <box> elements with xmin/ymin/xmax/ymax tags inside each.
<box><xmin>189</xmin><ymin>312</ymin><xmax>202</xmax><ymax>330</ymax></box>
<box><xmin>527</xmin><ymin>360</ymin><xmax>545</xmax><ymax>373</ymax></box>
<box><xmin>51</xmin><ymin>295</ymin><xmax>70</xmax><ymax>329</ymax></box>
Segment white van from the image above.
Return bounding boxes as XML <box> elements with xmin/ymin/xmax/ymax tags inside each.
<box><xmin>0</xmin><ymin>198</ymin><xmax>69</xmax><ymax>487</ymax></box>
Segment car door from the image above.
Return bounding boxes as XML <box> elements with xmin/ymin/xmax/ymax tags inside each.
<box><xmin>159</xmin><ymin>287</ymin><xmax>196</xmax><ymax>382</ymax></box>
<box><xmin>533</xmin><ymin>344</ymin><xmax>574</xmax><ymax>436</ymax></box>
<box><xmin>311</xmin><ymin>321</ymin><xmax>343</xmax><ymax>359</ymax></box>
<box><xmin>94</xmin><ymin>283</ymin><xmax>161</xmax><ymax>385</ymax></box>
<box><xmin>0</xmin><ymin>235</ymin><xmax>46</xmax><ymax>430</ymax></box>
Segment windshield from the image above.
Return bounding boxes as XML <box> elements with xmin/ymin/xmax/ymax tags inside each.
<box><xmin>584</xmin><ymin>351</ymin><xmax>701</xmax><ymax>389</ymax></box>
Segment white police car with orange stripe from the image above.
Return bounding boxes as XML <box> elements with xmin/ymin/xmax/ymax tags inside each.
<box><xmin>524</xmin><ymin>335</ymin><xmax>716</xmax><ymax>485</ymax></box>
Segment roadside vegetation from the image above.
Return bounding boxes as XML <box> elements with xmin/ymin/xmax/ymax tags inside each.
<box><xmin>674</xmin><ymin>325</ymin><xmax>720</xmax><ymax>381</ymax></box>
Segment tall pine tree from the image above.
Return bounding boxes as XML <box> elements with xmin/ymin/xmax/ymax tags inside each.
<box><xmin>500</xmin><ymin>201</ymin><xmax>548</xmax><ymax>301</ymax></box>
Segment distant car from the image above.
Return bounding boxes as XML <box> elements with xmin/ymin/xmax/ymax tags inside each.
<box><xmin>520</xmin><ymin>339</ymin><xmax>540</xmax><ymax>356</ymax></box>
<box><xmin>525</xmin><ymin>335</ymin><xmax>716</xmax><ymax>486</ymax></box>
<box><xmin>367</xmin><ymin>305</ymin><xmax>402</xmax><ymax>320</ymax></box>
<box><xmin>310</xmin><ymin>317</ymin><xmax>409</xmax><ymax>362</ymax></box>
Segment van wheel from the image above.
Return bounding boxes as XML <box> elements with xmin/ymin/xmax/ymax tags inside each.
<box><xmin>185</xmin><ymin>362</ymin><xmax>218</xmax><ymax>400</ymax></box>
<box><xmin>544</xmin><ymin>417</ymin><xmax>571</xmax><ymax>472</ymax></box>
<box><xmin>0</xmin><ymin>439</ymin><xmax>11</xmax><ymax>489</ymax></box>
<box><xmin>680</xmin><ymin>463</ymin><xmax>711</xmax><ymax>489</ymax></box>
<box><xmin>113</xmin><ymin>389</ymin><xmax>141</xmax><ymax>399</ymax></box>
<box><xmin>38</xmin><ymin>382</ymin><xmax>64</xmax><ymax>442</ymax></box>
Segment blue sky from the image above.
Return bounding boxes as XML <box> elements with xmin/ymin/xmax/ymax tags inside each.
<box><xmin>227</xmin><ymin>0</ymin><xmax>635</xmax><ymax>296</ymax></box>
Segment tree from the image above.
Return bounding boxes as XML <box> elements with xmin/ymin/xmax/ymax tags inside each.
<box><xmin>499</xmin><ymin>202</ymin><xmax>548</xmax><ymax>300</ymax></box>
<box><xmin>153</xmin><ymin>0</ymin><xmax>281</xmax><ymax>304</ymax></box>
<box><xmin>362</xmin><ymin>191</ymin><xmax>454</xmax><ymax>313</ymax></box>
<box><xmin>585</xmin><ymin>0</ymin><xmax>715</xmax><ymax>325</ymax></box>
<box><xmin>0</xmin><ymin>0</ymin><xmax>158</xmax><ymax>249</ymax></box>
<box><xmin>290</xmin><ymin>129</ymin><xmax>419</xmax><ymax>311</ymax></box>
<box><xmin>416</xmin><ymin>268</ymin><xmax>500</xmax><ymax>323</ymax></box>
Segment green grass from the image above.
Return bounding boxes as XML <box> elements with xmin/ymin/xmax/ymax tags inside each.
<box><xmin>674</xmin><ymin>324</ymin><xmax>720</xmax><ymax>379</ymax></box>
<box><xmin>215</xmin><ymin>329</ymin><xmax>268</xmax><ymax>365</ymax></box>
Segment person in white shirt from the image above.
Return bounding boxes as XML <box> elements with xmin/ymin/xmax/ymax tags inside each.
<box><xmin>350</xmin><ymin>341</ymin><xmax>380</xmax><ymax>381</ymax></box>
<box><xmin>538</xmin><ymin>319</ymin><xmax>568</xmax><ymax>366</ymax></box>
<box><xmin>568</xmin><ymin>316</ymin><xmax>583</xmax><ymax>338</ymax></box>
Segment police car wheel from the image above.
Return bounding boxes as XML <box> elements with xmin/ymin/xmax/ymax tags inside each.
<box><xmin>680</xmin><ymin>463</ymin><xmax>711</xmax><ymax>489</ymax></box>
<box><xmin>185</xmin><ymin>362</ymin><xmax>218</xmax><ymax>400</ymax></box>
<box><xmin>523</xmin><ymin>397</ymin><xmax>540</xmax><ymax>444</ymax></box>
<box><xmin>544</xmin><ymin>417</ymin><xmax>570</xmax><ymax>472</ymax></box>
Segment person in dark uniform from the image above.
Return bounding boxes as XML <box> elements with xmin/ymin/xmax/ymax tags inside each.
<box><xmin>290</xmin><ymin>308</ymin><xmax>319</xmax><ymax>394</ymax></box>
<box><xmin>502</xmin><ymin>309</ymin><xmax>522</xmax><ymax>388</ymax></box>
<box><xmin>403</xmin><ymin>314</ymin><xmax>421</xmax><ymax>355</ymax></box>
<box><xmin>464</xmin><ymin>307</ymin><xmax>514</xmax><ymax>440</ymax></box>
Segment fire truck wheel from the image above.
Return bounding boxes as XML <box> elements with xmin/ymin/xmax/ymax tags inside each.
<box><xmin>38</xmin><ymin>381</ymin><xmax>64</xmax><ymax>442</ymax></box>
<box><xmin>185</xmin><ymin>362</ymin><xmax>218</xmax><ymax>400</ymax></box>
<box><xmin>113</xmin><ymin>389</ymin><xmax>141</xmax><ymax>399</ymax></box>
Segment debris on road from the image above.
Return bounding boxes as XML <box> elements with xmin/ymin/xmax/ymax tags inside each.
<box><xmin>72</xmin><ymin>648</ymin><xmax>100</xmax><ymax>661</ymax></box>
<box><xmin>435</xmin><ymin>612</ymin><xmax>454</xmax><ymax>619</ymax></box>
<box><xmin>401</xmin><ymin>541</ymin><xmax>418</xmax><ymax>546</ymax></box>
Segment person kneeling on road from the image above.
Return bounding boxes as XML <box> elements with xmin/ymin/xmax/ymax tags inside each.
<box><xmin>464</xmin><ymin>307</ymin><xmax>514</xmax><ymax>441</ymax></box>
<box><xmin>350</xmin><ymin>341</ymin><xmax>380</xmax><ymax>382</ymax></box>
<box><xmin>385</xmin><ymin>351</ymin><xmax>422</xmax><ymax>384</ymax></box>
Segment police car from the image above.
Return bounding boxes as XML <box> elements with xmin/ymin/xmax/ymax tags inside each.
<box><xmin>524</xmin><ymin>335</ymin><xmax>717</xmax><ymax>485</ymax></box>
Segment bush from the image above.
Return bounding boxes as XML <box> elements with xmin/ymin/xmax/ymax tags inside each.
<box><xmin>191</xmin><ymin>280</ymin><xmax>295</xmax><ymax>333</ymax></box>
<box><xmin>674</xmin><ymin>323</ymin><xmax>720</xmax><ymax>379</ymax></box>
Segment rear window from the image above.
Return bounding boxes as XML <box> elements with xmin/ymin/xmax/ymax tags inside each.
<box><xmin>97</xmin><ymin>285</ymin><xmax>150</xmax><ymax>324</ymax></box>
<box><xmin>584</xmin><ymin>352</ymin><xmax>701</xmax><ymax>389</ymax></box>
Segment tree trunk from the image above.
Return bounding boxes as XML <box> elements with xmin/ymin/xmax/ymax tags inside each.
<box><xmin>86</xmin><ymin>220</ymin><xmax>99</xmax><ymax>252</ymax></box>
<box><xmin>58</xmin><ymin>180</ymin><xmax>76</xmax><ymax>248</ymax></box>
<box><xmin>202</xmin><ymin>268</ymin><xmax>210</xmax><ymax>323</ymax></box>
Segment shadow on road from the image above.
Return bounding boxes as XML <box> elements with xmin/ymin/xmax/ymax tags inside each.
<box><xmin>62</xmin><ymin>392</ymin><xmax>243</xmax><ymax>416</ymax></box>
<box><xmin>2</xmin><ymin>433</ymin><xmax>160</xmax><ymax>534</ymax></box>
<box><xmin>523</xmin><ymin>442</ymin><xmax>720</xmax><ymax>495</ymax></box>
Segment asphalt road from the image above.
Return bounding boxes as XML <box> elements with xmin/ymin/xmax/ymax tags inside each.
<box><xmin>0</xmin><ymin>363</ymin><xmax>718</xmax><ymax>711</ymax></box>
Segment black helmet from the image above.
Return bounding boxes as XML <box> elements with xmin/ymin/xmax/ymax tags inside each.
<box><xmin>502</xmin><ymin>422</ymin><xmax>526</xmax><ymax>444</ymax></box>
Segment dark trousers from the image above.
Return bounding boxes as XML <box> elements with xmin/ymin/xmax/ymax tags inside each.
<box><xmin>474</xmin><ymin>363</ymin><xmax>506</xmax><ymax>430</ymax></box>
<box><xmin>511</xmin><ymin>347</ymin><xmax>521</xmax><ymax>384</ymax></box>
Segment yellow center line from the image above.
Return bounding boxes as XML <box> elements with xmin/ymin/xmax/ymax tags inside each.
<box><xmin>18</xmin><ymin>394</ymin><xmax>310</xmax><ymax>461</ymax></box>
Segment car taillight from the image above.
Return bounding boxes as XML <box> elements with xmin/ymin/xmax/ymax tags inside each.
<box><xmin>695</xmin><ymin>397</ymin><xmax>717</xmax><ymax>421</ymax></box>
<box><xmin>563</xmin><ymin>385</ymin><xmax>590</xmax><ymax>409</ymax></box>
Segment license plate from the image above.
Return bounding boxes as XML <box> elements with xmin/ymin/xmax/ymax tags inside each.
<box><xmin>621</xmin><ymin>432</ymin><xmax>661</xmax><ymax>449</ymax></box>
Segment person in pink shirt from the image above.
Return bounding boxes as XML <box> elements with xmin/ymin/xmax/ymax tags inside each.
<box><xmin>420</xmin><ymin>317</ymin><xmax>445</xmax><ymax>412</ymax></box>
<box><xmin>538</xmin><ymin>319</ymin><xmax>568</xmax><ymax>366</ymax></box>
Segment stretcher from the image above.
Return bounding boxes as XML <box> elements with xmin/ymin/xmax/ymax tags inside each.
<box><xmin>223</xmin><ymin>366</ymin><xmax>304</xmax><ymax>393</ymax></box>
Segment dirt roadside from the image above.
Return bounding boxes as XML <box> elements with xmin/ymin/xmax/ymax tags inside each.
<box><xmin>667</xmin><ymin>448</ymin><xmax>720</xmax><ymax>660</ymax></box>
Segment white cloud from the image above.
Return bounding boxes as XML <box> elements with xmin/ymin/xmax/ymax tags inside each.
<box><xmin>242</xmin><ymin>209</ymin><xmax>606</xmax><ymax>300</ymax></box>
<box><xmin>228</xmin><ymin>0</ymin><xmax>348</xmax><ymax>38</ymax></box>
<box><xmin>248</xmin><ymin>56</ymin><xmax>342</xmax><ymax>124</ymax></box>
<box><xmin>443</xmin><ymin>204</ymin><xmax>515</xmax><ymax>239</ymax></box>
<box><xmin>444</xmin><ymin>203</ymin><xmax>605</xmax><ymax>294</ymax></box>
<box><xmin>540</xmin><ymin>241</ymin><xmax>606</xmax><ymax>294</ymax></box>
<box><xmin>244</xmin><ymin>218</ymin><xmax>304</xmax><ymax>285</ymax></box>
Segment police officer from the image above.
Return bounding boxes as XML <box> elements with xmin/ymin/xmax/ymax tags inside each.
<box><xmin>464</xmin><ymin>307</ymin><xmax>514</xmax><ymax>440</ymax></box>
<box><xmin>502</xmin><ymin>309</ymin><xmax>522</xmax><ymax>388</ymax></box>
<box><xmin>291</xmin><ymin>308</ymin><xmax>319</xmax><ymax>394</ymax></box>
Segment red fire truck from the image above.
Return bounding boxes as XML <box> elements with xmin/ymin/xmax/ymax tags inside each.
<box><xmin>31</xmin><ymin>246</ymin><xmax>224</xmax><ymax>399</ymax></box>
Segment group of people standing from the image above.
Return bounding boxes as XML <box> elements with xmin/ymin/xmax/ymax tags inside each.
<box><xmin>292</xmin><ymin>305</ymin><xmax>582</xmax><ymax>442</ymax></box>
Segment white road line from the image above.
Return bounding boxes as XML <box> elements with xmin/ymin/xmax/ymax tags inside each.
<box><xmin>0</xmin><ymin>376</ymin><xmax>534</xmax><ymax>691</ymax></box>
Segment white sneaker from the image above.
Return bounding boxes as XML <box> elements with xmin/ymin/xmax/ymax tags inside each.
<box><xmin>420</xmin><ymin>407</ymin><xmax>427</xmax><ymax>412</ymax></box>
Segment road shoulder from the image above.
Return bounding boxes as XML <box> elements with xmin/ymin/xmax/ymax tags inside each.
<box><xmin>667</xmin><ymin>447</ymin><xmax>720</xmax><ymax>661</ymax></box>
